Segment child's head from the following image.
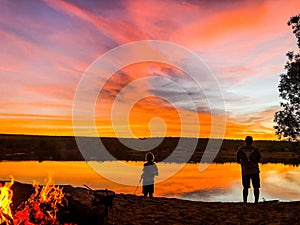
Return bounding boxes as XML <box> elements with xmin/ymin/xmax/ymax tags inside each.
<box><xmin>145</xmin><ymin>152</ymin><xmax>155</xmax><ymax>162</ymax></box>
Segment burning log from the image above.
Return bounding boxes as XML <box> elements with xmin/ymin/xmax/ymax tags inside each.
<box><xmin>13</xmin><ymin>176</ymin><xmax>64</xmax><ymax>225</ymax></box>
<box><xmin>0</xmin><ymin>179</ymin><xmax>115</xmax><ymax>225</ymax></box>
<box><xmin>58</xmin><ymin>186</ymin><xmax>115</xmax><ymax>225</ymax></box>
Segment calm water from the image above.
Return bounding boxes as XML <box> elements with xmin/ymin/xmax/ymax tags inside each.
<box><xmin>0</xmin><ymin>161</ymin><xmax>299</xmax><ymax>202</ymax></box>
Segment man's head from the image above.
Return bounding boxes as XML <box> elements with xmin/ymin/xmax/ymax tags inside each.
<box><xmin>245</xmin><ymin>136</ymin><xmax>253</xmax><ymax>145</ymax></box>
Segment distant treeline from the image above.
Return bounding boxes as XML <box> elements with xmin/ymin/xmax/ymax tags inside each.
<box><xmin>0</xmin><ymin>134</ymin><xmax>299</xmax><ymax>164</ymax></box>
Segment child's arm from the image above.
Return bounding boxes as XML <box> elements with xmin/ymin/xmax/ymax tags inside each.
<box><xmin>154</xmin><ymin>164</ymin><xmax>158</xmax><ymax>176</ymax></box>
<box><xmin>141</xmin><ymin>165</ymin><xmax>145</xmax><ymax>178</ymax></box>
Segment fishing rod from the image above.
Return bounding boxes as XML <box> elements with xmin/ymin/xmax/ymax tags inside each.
<box><xmin>133</xmin><ymin>176</ymin><xmax>143</xmax><ymax>195</ymax></box>
<box><xmin>83</xmin><ymin>184</ymin><xmax>94</xmax><ymax>191</ymax></box>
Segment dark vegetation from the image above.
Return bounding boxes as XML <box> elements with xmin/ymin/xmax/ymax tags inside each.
<box><xmin>274</xmin><ymin>14</ymin><xmax>300</xmax><ymax>141</ymax></box>
<box><xmin>0</xmin><ymin>134</ymin><xmax>300</xmax><ymax>165</ymax></box>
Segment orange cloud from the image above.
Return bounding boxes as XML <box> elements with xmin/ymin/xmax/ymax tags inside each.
<box><xmin>225</xmin><ymin>107</ymin><xmax>280</xmax><ymax>140</ymax></box>
<box><xmin>0</xmin><ymin>115</ymin><xmax>73</xmax><ymax>136</ymax></box>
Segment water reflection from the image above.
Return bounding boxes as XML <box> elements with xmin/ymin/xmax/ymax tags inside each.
<box><xmin>0</xmin><ymin>161</ymin><xmax>299</xmax><ymax>202</ymax></box>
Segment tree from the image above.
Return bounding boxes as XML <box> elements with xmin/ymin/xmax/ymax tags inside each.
<box><xmin>274</xmin><ymin>15</ymin><xmax>300</xmax><ymax>141</ymax></box>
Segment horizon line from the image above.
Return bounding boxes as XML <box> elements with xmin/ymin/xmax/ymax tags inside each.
<box><xmin>0</xmin><ymin>132</ymin><xmax>281</xmax><ymax>142</ymax></box>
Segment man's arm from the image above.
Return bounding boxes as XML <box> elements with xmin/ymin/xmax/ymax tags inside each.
<box><xmin>256</xmin><ymin>149</ymin><xmax>261</xmax><ymax>162</ymax></box>
<box><xmin>236</xmin><ymin>149</ymin><xmax>241</xmax><ymax>164</ymax></box>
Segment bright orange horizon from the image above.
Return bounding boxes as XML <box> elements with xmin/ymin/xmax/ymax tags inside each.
<box><xmin>1</xmin><ymin>0</ymin><xmax>300</xmax><ymax>141</ymax></box>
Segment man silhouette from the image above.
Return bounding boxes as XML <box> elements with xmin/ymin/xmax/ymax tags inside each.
<box><xmin>237</xmin><ymin>136</ymin><xmax>261</xmax><ymax>203</ymax></box>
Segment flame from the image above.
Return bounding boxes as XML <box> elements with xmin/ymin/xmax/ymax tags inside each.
<box><xmin>0</xmin><ymin>176</ymin><xmax>77</xmax><ymax>225</ymax></box>
<box><xmin>0</xmin><ymin>177</ymin><xmax>14</xmax><ymax>225</ymax></box>
<box><xmin>13</xmin><ymin>175</ymin><xmax>64</xmax><ymax>225</ymax></box>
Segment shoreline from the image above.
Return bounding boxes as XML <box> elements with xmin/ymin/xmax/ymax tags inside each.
<box><xmin>4</xmin><ymin>180</ymin><xmax>300</xmax><ymax>224</ymax></box>
<box><xmin>107</xmin><ymin>194</ymin><xmax>300</xmax><ymax>224</ymax></box>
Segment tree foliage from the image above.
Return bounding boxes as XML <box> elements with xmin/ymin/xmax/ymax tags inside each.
<box><xmin>274</xmin><ymin>15</ymin><xmax>300</xmax><ymax>141</ymax></box>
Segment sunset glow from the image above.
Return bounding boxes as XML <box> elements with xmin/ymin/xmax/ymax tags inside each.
<box><xmin>1</xmin><ymin>0</ymin><xmax>300</xmax><ymax>140</ymax></box>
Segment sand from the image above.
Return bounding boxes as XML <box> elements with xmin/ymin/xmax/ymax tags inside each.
<box><xmin>6</xmin><ymin>180</ymin><xmax>300</xmax><ymax>224</ymax></box>
<box><xmin>107</xmin><ymin>194</ymin><xmax>300</xmax><ymax>225</ymax></box>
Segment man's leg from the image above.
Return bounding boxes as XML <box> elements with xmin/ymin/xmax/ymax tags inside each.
<box><xmin>243</xmin><ymin>188</ymin><xmax>248</xmax><ymax>203</ymax></box>
<box><xmin>252</xmin><ymin>173</ymin><xmax>260</xmax><ymax>203</ymax></box>
<box><xmin>254</xmin><ymin>188</ymin><xmax>259</xmax><ymax>203</ymax></box>
<box><xmin>242</xmin><ymin>174</ymin><xmax>250</xmax><ymax>203</ymax></box>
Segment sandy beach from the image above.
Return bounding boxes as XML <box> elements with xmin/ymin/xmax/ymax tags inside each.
<box><xmin>107</xmin><ymin>194</ymin><xmax>300</xmax><ymax>225</ymax></box>
<box><xmin>8</xmin><ymin>181</ymin><xmax>300</xmax><ymax>225</ymax></box>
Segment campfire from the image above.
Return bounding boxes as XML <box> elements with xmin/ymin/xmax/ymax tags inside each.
<box><xmin>13</xmin><ymin>175</ymin><xmax>64</xmax><ymax>225</ymax></box>
<box><xmin>0</xmin><ymin>177</ymin><xmax>115</xmax><ymax>225</ymax></box>
<box><xmin>0</xmin><ymin>177</ymin><xmax>14</xmax><ymax>224</ymax></box>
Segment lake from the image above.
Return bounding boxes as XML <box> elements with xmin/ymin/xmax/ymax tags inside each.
<box><xmin>0</xmin><ymin>161</ymin><xmax>299</xmax><ymax>202</ymax></box>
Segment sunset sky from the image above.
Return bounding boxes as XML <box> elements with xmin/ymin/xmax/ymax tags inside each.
<box><xmin>1</xmin><ymin>0</ymin><xmax>300</xmax><ymax>140</ymax></box>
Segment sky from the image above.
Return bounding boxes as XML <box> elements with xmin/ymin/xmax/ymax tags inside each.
<box><xmin>0</xmin><ymin>0</ymin><xmax>300</xmax><ymax>140</ymax></box>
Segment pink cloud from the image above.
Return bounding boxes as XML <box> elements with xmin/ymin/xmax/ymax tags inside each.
<box><xmin>43</xmin><ymin>0</ymin><xmax>148</xmax><ymax>44</ymax></box>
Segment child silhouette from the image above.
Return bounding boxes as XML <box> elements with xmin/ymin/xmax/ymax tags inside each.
<box><xmin>141</xmin><ymin>152</ymin><xmax>158</xmax><ymax>197</ymax></box>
